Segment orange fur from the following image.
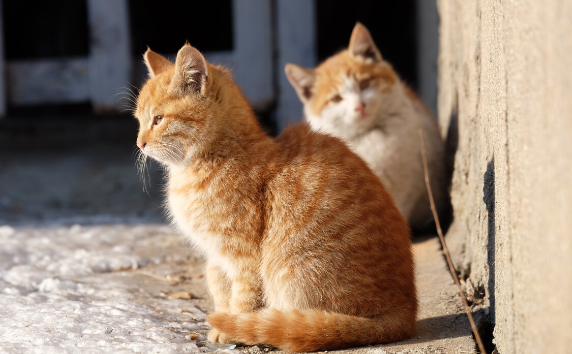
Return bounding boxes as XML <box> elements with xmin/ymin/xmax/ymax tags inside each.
<box><xmin>285</xmin><ymin>23</ymin><xmax>447</xmax><ymax>231</ymax></box>
<box><xmin>305</xmin><ymin>53</ymin><xmax>397</xmax><ymax>116</ymax></box>
<box><xmin>134</xmin><ymin>43</ymin><xmax>417</xmax><ymax>351</ymax></box>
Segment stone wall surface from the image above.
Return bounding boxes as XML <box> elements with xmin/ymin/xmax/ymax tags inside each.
<box><xmin>437</xmin><ymin>0</ymin><xmax>572</xmax><ymax>353</ymax></box>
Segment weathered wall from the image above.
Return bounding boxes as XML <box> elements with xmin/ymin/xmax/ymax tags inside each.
<box><xmin>438</xmin><ymin>0</ymin><xmax>572</xmax><ymax>353</ymax></box>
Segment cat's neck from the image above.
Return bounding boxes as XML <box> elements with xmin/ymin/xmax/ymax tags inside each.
<box><xmin>170</xmin><ymin>72</ymin><xmax>274</xmax><ymax>176</ymax></box>
<box><xmin>372</xmin><ymin>81</ymin><xmax>418</xmax><ymax>126</ymax></box>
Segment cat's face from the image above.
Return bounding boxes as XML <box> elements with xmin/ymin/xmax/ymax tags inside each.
<box><xmin>286</xmin><ymin>23</ymin><xmax>397</xmax><ymax>140</ymax></box>
<box><xmin>134</xmin><ymin>45</ymin><xmax>213</xmax><ymax>166</ymax></box>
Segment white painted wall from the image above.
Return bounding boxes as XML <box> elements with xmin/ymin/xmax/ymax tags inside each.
<box><xmin>275</xmin><ymin>0</ymin><xmax>316</xmax><ymax>132</ymax></box>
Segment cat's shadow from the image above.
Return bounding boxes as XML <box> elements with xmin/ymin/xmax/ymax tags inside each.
<box><xmin>380</xmin><ymin>312</ymin><xmax>474</xmax><ymax>348</ymax></box>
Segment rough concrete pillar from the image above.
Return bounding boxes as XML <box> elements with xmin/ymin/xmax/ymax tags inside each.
<box><xmin>438</xmin><ymin>0</ymin><xmax>572</xmax><ymax>352</ymax></box>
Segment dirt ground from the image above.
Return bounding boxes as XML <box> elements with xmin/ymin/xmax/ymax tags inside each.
<box><xmin>99</xmin><ymin>228</ymin><xmax>477</xmax><ymax>353</ymax></box>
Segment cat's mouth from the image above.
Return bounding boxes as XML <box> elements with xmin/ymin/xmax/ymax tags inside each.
<box><xmin>355</xmin><ymin>104</ymin><xmax>368</xmax><ymax>119</ymax></box>
<box><xmin>352</xmin><ymin>111</ymin><xmax>369</xmax><ymax>121</ymax></box>
<box><xmin>139</xmin><ymin>147</ymin><xmax>160</xmax><ymax>162</ymax></box>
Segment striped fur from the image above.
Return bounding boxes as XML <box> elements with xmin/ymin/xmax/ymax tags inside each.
<box><xmin>285</xmin><ymin>23</ymin><xmax>447</xmax><ymax>231</ymax></box>
<box><xmin>134</xmin><ymin>43</ymin><xmax>416</xmax><ymax>351</ymax></box>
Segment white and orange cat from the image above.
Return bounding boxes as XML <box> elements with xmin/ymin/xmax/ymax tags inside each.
<box><xmin>134</xmin><ymin>42</ymin><xmax>416</xmax><ymax>351</ymax></box>
<box><xmin>286</xmin><ymin>23</ymin><xmax>447</xmax><ymax>231</ymax></box>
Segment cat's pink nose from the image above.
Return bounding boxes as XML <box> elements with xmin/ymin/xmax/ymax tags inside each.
<box><xmin>355</xmin><ymin>104</ymin><xmax>367</xmax><ymax>117</ymax></box>
<box><xmin>137</xmin><ymin>142</ymin><xmax>146</xmax><ymax>150</ymax></box>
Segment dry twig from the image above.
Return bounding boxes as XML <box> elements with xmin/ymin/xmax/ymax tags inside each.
<box><xmin>419</xmin><ymin>130</ymin><xmax>487</xmax><ymax>354</ymax></box>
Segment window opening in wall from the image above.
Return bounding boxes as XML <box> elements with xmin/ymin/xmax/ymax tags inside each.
<box><xmin>128</xmin><ymin>0</ymin><xmax>233</xmax><ymax>56</ymax></box>
<box><xmin>316</xmin><ymin>0</ymin><xmax>418</xmax><ymax>89</ymax></box>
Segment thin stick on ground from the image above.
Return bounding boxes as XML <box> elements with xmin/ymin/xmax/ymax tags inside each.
<box><xmin>419</xmin><ymin>130</ymin><xmax>487</xmax><ymax>354</ymax></box>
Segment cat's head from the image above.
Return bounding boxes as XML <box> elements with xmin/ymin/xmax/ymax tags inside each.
<box><xmin>135</xmin><ymin>44</ymin><xmax>240</xmax><ymax>167</ymax></box>
<box><xmin>285</xmin><ymin>23</ymin><xmax>398</xmax><ymax>139</ymax></box>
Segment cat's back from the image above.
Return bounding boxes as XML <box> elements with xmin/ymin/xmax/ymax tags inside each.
<box><xmin>269</xmin><ymin>123</ymin><xmax>409</xmax><ymax>243</ymax></box>
<box><xmin>273</xmin><ymin>124</ymin><xmax>384</xmax><ymax>196</ymax></box>
<box><xmin>263</xmin><ymin>124</ymin><xmax>414</xmax><ymax>314</ymax></box>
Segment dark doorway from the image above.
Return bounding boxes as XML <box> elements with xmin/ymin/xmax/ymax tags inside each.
<box><xmin>316</xmin><ymin>0</ymin><xmax>418</xmax><ymax>89</ymax></box>
<box><xmin>128</xmin><ymin>0</ymin><xmax>233</xmax><ymax>56</ymax></box>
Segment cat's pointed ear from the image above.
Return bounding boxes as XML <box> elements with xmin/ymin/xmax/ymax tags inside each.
<box><xmin>143</xmin><ymin>47</ymin><xmax>174</xmax><ymax>78</ymax></box>
<box><xmin>169</xmin><ymin>44</ymin><xmax>209</xmax><ymax>97</ymax></box>
<box><xmin>348</xmin><ymin>22</ymin><xmax>382</xmax><ymax>63</ymax></box>
<box><xmin>285</xmin><ymin>64</ymin><xmax>316</xmax><ymax>103</ymax></box>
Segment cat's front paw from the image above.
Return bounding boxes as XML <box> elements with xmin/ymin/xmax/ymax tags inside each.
<box><xmin>207</xmin><ymin>328</ymin><xmax>232</xmax><ymax>344</ymax></box>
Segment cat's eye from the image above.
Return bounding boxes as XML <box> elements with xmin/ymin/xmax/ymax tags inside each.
<box><xmin>330</xmin><ymin>94</ymin><xmax>343</xmax><ymax>103</ymax></box>
<box><xmin>359</xmin><ymin>79</ymin><xmax>371</xmax><ymax>90</ymax></box>
<box><xmin>152</xmin><ymin>115</ymin><xmax>163</xmax><ymax>126</ymax></box>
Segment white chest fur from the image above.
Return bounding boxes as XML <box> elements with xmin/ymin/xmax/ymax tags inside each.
<box><xmin>166</xmin><ymin>173</ymin><xmax>237</xmax><ymax>277</ymax></box>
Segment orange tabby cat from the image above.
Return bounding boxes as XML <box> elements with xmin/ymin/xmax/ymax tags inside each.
<box><xmin>285</xmin><ymin>23</ymin><xmax>447</xmax><ymax>232</ymax></box>
<box><xmin>134</xmin><ymin>43</ymin><xmax>417</xmax><ymax>352</ymax></box>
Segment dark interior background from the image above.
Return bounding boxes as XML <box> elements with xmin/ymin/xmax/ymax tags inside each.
<box><xmin>1</xmin><ymin>0</ymin><xmax>417</xmax><ymax>118</ymax></box>
<box><xmin>316</xmin><ymin>0</ymin><xmax>418</xmax><ymax>89</ymax></box>
<box><xmin>128</xmin><ymin>0</ymin><xmax>233</xmax><ymax>56</ymax></box>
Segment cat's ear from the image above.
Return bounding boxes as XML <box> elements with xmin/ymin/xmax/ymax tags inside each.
<box><xmin>348</xmin><ymin>22</ymin><xmax>382</xmax><ymax>63</ymax></box>
<box><xmin>143</xmin><ymin>48</ymin><xmax>174</xmax><ymax>78</ymax></box>
<box><xmin>169</xmin><ymin>44</ymin><xmax>209</xmax><ymax>97</ymax></box>
<box><xmin>285</xmin><ymin>64</ymin><xmax>316</xmax><ymax>103</ymax></box>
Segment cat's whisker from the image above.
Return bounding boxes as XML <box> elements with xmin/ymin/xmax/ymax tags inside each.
<box><xmin>116</xmin><ymin>98</ymin><xmax>137</xmax><ymax>109</ymax></box>
<box><xmin>161</xmin><ymin>144</ymin><xmax>184</xmax><ymax>161</ymax></box>
<box><xmin>131</xmin><ymin>145</ymin><xmax>140</xmax><ymax>160</ymax></box>
<box><xmin>165</xmin><ymin>148</ymin><xmax>183</xmax><ymax>164</ymax></box>
<box><xmin>160</xmin><ymin>147</ymin><xmax>178</xmax><ymax>164</ymax></box>
<box><xmin>166</xmin><ymin>145</ymin><xmax>185</xmax><ymax>161</ymax></box>
<box><xmin>116</xmin><ymin>89</ymin><xmax>137</xmax><ymax>101</ymax></box>
<box><xmin>116</xmin><ymin>87</ymin><xmax>140</xmax><ymax>110</ymax></box>
<box><xmin>157</xmin><ymin>142</ymin><xmax>184</xmax><ymax>163</ymax></box>
<box><xmin>119</xmin><ymin>85</ymin><xmax>140</xmax><ymax>98</ymax></box>
<box><xmin>128</xmin><ymin>82</ymin><xmax>141</xmax><ymax>94</ymax></box>
<box><xmin>161</xmin><ymin>141</ymin><xmax>183</xmax><ymax>151</ymax></box>
<box><xmin>159</xmin><ymin>149</ymin><xmax>172</xmax><ymax>162</ymax></box>
<box><xmin>134</xmin><ymin>149</ymin><xmax>150</xmax><ymax>195</ymax></box>
<box><xmin>142</xmin><ymin>156</ymin><xmax>150</xmax><ymax>196</ymax></box>
<box><xmin>115</xmin><ymin>93</ymin><xmax>138</xmax><ymax>112</ymax></box>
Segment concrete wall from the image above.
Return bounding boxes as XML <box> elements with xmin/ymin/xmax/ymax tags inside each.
<box><xmin>438</xmin><ymin>0</ymin><xmax>572</xmax><ymax>353</ymax></box>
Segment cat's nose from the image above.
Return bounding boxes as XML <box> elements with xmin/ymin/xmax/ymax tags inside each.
<box><xmin>355</xmin><ymin>104</ymin><xmax>367</xmax><ymax>117</ymax></box>
<box><xmin>137</xmin><ymin>142</ymin><xmax>146</xmax><ymax>150</ymax></box>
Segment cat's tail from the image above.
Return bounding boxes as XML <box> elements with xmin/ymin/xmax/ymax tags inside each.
<box><xmin>207</xmin><ymin>308</ymin><xmax>416</xmax><ymax>352</ymax></box>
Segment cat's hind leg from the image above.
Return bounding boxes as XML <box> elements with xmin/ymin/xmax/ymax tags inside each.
<box><xmin>206</xmin><ymin>263</ymin><xmax>231</xmax><ymax>312</ymax></box>
<box><xmin>206</xmin><ymin>260</ymin><xmax>264</xmax><ymax>344</ymax></box>
<box><xmin>228</xmin><ymin>266</ymin><xmax>264</xmax><ymax>314</ymax></box>
<box><xmin>206</xmin><ymin>263</ymin><xmax>234</xmax><ymax>344</ymax></box>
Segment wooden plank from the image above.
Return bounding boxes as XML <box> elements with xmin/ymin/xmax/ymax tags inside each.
<box><xmin>0</xmin><ymin>0</ymin><xmax>6</xmax><ymax>116</ymax></box>
<box><xmin>86</xmin><ymin>0</ymin><xmax>131</xmax><ymax>113</ymax></box>
<box><xmin>275</xmin><ymin>0</ymin><xmax>316</xmax><ymax>132</ymax></box>
<box><xmin>231</xmin><ymin>0</ymin><xmax>274</xmax><ymax>111</ymax></box>
<box><xmin>6</xmin><ymin>58</ymin><xmax>89</xmax><ymax>105</ymax></box>
<box><xmin>4</xmin><ymin>51</ymin><xmax>234</xmax><ymax>108</ymax></box>
<box><xmin>417</xmin><ymin>0</ymin><xmax>439</xmax><ymax>116</ymax></box>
